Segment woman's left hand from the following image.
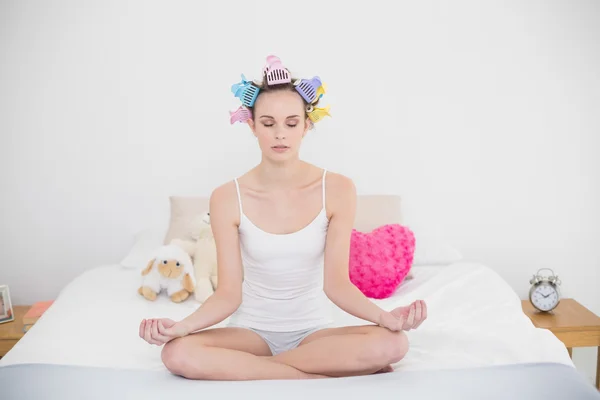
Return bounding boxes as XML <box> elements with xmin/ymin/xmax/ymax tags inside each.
<box><xmin>378</xmin><ymin>300</ymin><xmax>427</xmax><ymax>332</ymax></box>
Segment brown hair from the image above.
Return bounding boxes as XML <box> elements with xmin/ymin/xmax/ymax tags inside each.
<box><xmin>249</xmin><ymin>74</ymin><xmax>321</xmax><ymax>130</ymax></box>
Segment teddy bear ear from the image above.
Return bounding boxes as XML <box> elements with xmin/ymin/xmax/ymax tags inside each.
<box><xmin>142</xmin><ymin>259</ymin><xmax>155</xmax><ymax>276</ymax></box>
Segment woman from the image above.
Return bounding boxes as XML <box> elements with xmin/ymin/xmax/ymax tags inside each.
<box><xmin>139</xmin><ymin>57</ymin><xmax>427</xmax><ymax>380</ymax></box>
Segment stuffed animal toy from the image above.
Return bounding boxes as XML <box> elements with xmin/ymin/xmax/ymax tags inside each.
<box><xmin>349</xmin><ymin>224</ymin><xmax>415</xmax><ymax>299</ymax></box>
<box><xmin>138</xmin><ymin>244</ymin><xmax>196</xmax><ymax>303</ymax></box>
<box><xmin>170</xmin><ymin>212</ymin><xmax>218</xmax><ymax>303</ymax></box>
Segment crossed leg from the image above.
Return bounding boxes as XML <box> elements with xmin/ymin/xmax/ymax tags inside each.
<box><xmin>269</xmin><ymin>324</ymin><xmax>409</xmax><ymax>378</ymax></box>
<box><xmin>160</xmin><ymin>324</ymin><xmax>407</xmax><ymax>381</ymax></box>
<box><xmin>161</xmin><ymin>327</ymin><xmax>326</xmax><ymax>380</ymax></box>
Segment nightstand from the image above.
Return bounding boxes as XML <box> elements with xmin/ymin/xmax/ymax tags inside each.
<box><xmin>0</xmin><ymin>305</ymin><xmax>31</xmax><ymax>358</ymax></box>
<box><xmin>521</xmin><ymin>298</ymin><xmax>600</xmax><ymax>390</ymax></box>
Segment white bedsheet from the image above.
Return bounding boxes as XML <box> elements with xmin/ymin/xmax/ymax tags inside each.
<box><xmin>0</xmin><ymin>262</ymin><xmax>573</xmax><ymax>372</ymax></box>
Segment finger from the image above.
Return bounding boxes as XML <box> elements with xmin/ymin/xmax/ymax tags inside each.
<box><xmin>162</xmin><ymin>318</ymin><xmax>176</xmax><ymax>329</ymax></box>
<box><xmin>415</xmin><ymin>301</ymin><xmax>422</xmax><ymax>323</ymax></box>
<box><xmin>151</xmin><ymin>320</ymin><xmax>170</xmax><ymax>343</ymax></box>
<box><xmin>157</xmin><ymin>320</ymin><xmax>174</xmax><ymax>341</ymax></box>
<box><xmin>397</xmin><ymin>315</ymin><xmax>405</xmax><ymax>331</ymax></box>
<box><xmin>144</xmin><ymin>319</ymin><xmax>154</xmax><ymax>343</ymax></box>
<box><xmin>414</xmin><ymin>301</ymin><xmax>427</xmax><ymax>328</ymax></box>
<box><xmin>148</xmin><ymin>320</ymin><xmax>166</xmax><ymax>345</ymax></box>
<box><xmin>158</xmin><ymin>320</ymin><xmax>173</xmax><ymax>335</ymax></box>
<box><xmin>396</xmin><ymin>319</ymin><xmax>404</xmax><ymax>331</ymax></box>
<box><xmin>149</xmin><ymin>337</ymin><xmax>163</xmax><ymax>346</ymax></box>
<box><xmin>139</xmin><ymin>319</ymin><xmax>145</xmax><ymax>338</ymax></box>
<box><xmin>406</xmin><ymin>303</ymin><xmax>416</xmax><ymax>329</ymax></box>
<box><xmin>151</xmin><ymin>319</ymin><xmax>160</xmax><ymax>340</ymax></box>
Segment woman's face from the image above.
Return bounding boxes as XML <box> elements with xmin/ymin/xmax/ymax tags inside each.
<box><xmin>248</xmin><ymin>90</ymin><xmax>310</xmax><ymax>161</ymax></box>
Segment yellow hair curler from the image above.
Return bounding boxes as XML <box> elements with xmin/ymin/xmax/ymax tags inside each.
<box><xmin>312</xmin><ymin>83</ymin><xmax>327</xmax><ymax>104</ymax></box>
<box><xmin>306</xmin><ymin>104</ymin><xmax>331</xmax><ymax>123</ymax></box>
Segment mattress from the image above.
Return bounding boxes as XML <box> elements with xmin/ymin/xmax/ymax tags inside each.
<box><xmin>2</xmin><ymin>362</ymin><xmax>599</xmax><ymax>400</ymax></box>
<box><xmin>0</xmin><ymin>261</ymin><xmax>573</xmax><ymax>371</ymax></box>
<box><xmin>4</xmin><ymin>262</ymin><xmax>600</xmax><ymax>400</ymax></box>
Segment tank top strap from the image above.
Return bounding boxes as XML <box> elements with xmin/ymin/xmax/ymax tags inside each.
<box><xmin>321</xmin><ymin>168</ymin><xmax>327</xmax><ymax>211</ymax></box>
<box><xmin>233</xmin><ymin>178</ymin><xmax>243</xmax><ymax>215</ymax></box>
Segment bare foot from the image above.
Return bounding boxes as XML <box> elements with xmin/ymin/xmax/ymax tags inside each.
<box><xmin>304</xmin><ymin>372</ymin><xmax>330</xmax><ymax>379</ymax></box>
<box><xmin>375</xmin><ymin>365</ymin><xmax>394</xmax><ymax>374</ymax></box>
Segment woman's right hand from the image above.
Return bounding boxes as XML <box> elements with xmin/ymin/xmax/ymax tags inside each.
<box><xmin>139</xmin><ymin>318</ymin><xmax>189</xmax><ymax>346</ymax></box>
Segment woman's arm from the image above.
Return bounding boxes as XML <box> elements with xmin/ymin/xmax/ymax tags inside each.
<box><xmin>322</xmin><ymin>174</ymin><xmax>386</xmax><ymax>325</ymax></box>
<box><xmin>322</xmin><ymin>174</ymin><xmax>427</xmax><ymax>331</ymax></box>
<box><xmin>168</xmin><ymin>183</ymin><xmax>244</xmax><ymax>336</ymax></box>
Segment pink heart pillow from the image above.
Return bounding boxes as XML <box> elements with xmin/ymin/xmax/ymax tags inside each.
<box><xmin>349</xmin><ymin>224</ymin><xmax>415</xmax><ymax>299</ymax></box>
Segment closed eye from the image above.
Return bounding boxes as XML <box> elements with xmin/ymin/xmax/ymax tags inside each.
<box><xmin>262</xmin><ymin>123</ymin><xmax>297</xmax><ymax>128</ymax></box>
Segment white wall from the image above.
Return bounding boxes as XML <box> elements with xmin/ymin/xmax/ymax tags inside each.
<box><xmin>1</xmin><ymin>0</ymin><xmax>599</xmax><ymax>383</ymax></box>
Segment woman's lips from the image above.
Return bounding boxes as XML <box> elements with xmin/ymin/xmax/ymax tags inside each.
<box><xmin>272</xmin><ymin>145</ymin><xmax>289</xmax><ymax>153</ymax></box>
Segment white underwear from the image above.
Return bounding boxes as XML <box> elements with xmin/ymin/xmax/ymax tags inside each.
<box><xmin>228</xmin><ymin>324</ymin><xmax>331</xmax><ymax>355</ymax></box>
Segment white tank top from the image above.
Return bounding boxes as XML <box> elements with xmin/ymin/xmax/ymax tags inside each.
<box><xmin>227</xmin><ymin>169</ymin><xmax>334</xmax><ymax>332</ymax></box>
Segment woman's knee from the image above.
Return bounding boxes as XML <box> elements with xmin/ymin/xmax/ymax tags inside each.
<box><xmin>366</xmin><ymin>329</ymin><xmax>409</xmax><ymax>366</ymax></box>
<box><xmin>161</xmin><ymin>337</ymin><xmax>210</xmax><ymax>378</ymax></box>
<box><xmin>161</xmin><ymin>338</ymin><xmax>188</xmax><ymax>375</ymax></box>
<box><xmin>385</xmin><ymin>330</ymin><xmax>409</xmax><ymax>363</ymax></box>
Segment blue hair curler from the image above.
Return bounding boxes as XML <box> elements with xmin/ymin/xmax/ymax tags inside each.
<box><xmin>231</xmin><ymin>74</ymin><xmax>260</xmax><ymax>107</ymax></box>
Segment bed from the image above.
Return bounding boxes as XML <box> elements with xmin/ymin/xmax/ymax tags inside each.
<box><xmin>1</xmin><ymin>195</ymin><xmax>599</xmax><ymax>399</ymax></box>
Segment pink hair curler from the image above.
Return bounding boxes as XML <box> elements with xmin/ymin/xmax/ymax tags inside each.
<box><xmin>262</xmin><ymin>55</ymin><xmax>291</xmax><ymax>85</ymax></box>
<box><xmin>294</xmin><ymin>76</ymin><xmax>322</xmax><ymax>103</ymax></box>
<box><xmin>229</xmin><ymin>105</ymin><xmax>252</xmax><ymax>124</ymax></box>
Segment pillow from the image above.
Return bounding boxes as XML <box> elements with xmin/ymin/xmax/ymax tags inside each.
<box><xmin>119</xmin><ymin>227</ymin><xmax>165</xmax><ymax>270</ymax></box>
<box><xmin>121</xmin><ymin>196</ymin><xmax>210</xmax><ymax>269</ymax></box>
<box><xmin>163</xmin><ymin>196</ymin><xmax>210</xmax><ymax>244</ymax></box>
<box><xmin>412</xmin><ymin>235</ymin><xmax>463</xmax><ymax>266</ymax></box>
<box><xmin>349</xmin><ymin>224</ymin><xmax>415</xmax><ymax>299</ymax></box>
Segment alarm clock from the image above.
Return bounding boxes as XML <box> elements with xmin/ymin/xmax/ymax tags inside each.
<box><xmin>529</xmin><ymin>268</ymin><xmax>561</xmax><ymax>312</ymax></box>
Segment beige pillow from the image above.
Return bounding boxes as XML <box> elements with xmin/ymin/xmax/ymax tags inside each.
<box><xmin>163</xmin><ymin>194</ymin><xmax>403</xmax><ymax>242</ymax></box>
<box><xmin>163</xmin><ymin>196</ymin><xmax>210</xmax><ymax>244</ymax></box>
<box><xmin>355</xmin><ymin>195</ymin><xmax>403</xmax><ymax>231</ymax></box>
<box><xmin>163</xmin><ymin>194</ymin><xmax>410</xmax><ymax>275</ymax></box>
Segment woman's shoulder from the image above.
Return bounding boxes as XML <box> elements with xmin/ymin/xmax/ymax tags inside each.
<box><xmin>324</xmin><ymin>169</ymin><xmax>356</xmax><ymax>197</ymax></box>
<box><xmin>209</xmin><ymin>179</ymin><xmax>241</xmax><ymax>222</ymax></box>
<box><xmin>210</xmin><ymin>179</ymin><xmax>237</xmax><ymax>200</ymax></box>
<box><xmin>321</xmin><ymin>169</ymin><xmax>357</xmax><ymax>220</ymax></box>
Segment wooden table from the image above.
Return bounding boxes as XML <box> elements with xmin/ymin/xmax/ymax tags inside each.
<box><xmin>522</xmin><ymin>298</ymin><xmax>600</xmax><ymax>389</ymax></box>
<box><xmin>0</xmin><ymin>305</ymin><xmax>31</xmax><ymax>357</ymax></box>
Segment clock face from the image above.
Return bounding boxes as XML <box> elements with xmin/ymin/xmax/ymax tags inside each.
<box><xmin>531</xmin><ymin>283</ymin><xmax>559</xmax><ymax>311</ymax></box>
